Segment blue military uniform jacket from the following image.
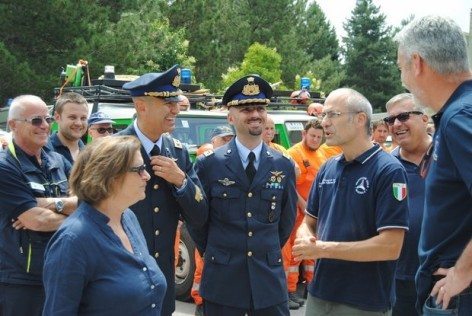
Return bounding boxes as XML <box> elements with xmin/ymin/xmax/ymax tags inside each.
<box><xmin>0</xmin><ymin>143</ymin><xmax>70</xmax><ymax>285</ymax></box>
<box><xmin>118</xmin><ymin>125</ymin><xmax>208</xmax><ymax>316</ymax></box>
<box><xmin>192</xmin><ymin>139</ymin><xmax>297</xmax><ymax>310</ymax></box>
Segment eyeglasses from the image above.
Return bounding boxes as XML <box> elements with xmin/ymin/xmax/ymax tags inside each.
<box><xmin>383</xmin><ymin>111</ymin><xmax>423</xmax><ymax>126</ymax></box>
<box><xmin>128</xmin><ymin>164</ymin><xmax>147</xmax><ymax>176</ymax></box>
<box><xmin>91</xmin><ymin>127</ymin><xmax>114</xmax><ymax>134</ymax></box>
<box><xmin>320</xmin><ymin>111</ymin><xmax>360</xmax><ymax>119</ymax></box>
<box><xmin>419</xmin><ymin>142</ymin><xmax>434</xmax><ymax>178</ymax></box>
<box><xmin>16</xmin><ymin>116</ymin><xmax>54</xmax><ymax>127</ymax></box>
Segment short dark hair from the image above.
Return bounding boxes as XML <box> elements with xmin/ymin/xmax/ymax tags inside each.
<box><xmin>304</xmin><ymin>119</ymin><xmax>323</xmax><ymax>132</ymax></box>
<box><xmin>55</xmin><ymin>92</ymin><xmax>88</xmax><ymax>115</ymax></box>
<box><xmin>372</xmin><ymin>120</ymin><xmax>388</xmax><ymax>131</ymax></box>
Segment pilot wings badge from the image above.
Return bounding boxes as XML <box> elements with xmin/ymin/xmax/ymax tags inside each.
<box><xmin>218</xmin><ymin>178</ymin><xmax>235</xmax><ymax>186</ymax></box>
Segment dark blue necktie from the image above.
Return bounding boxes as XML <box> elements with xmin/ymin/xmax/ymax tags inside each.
<box><xmin>245</xmin><ymin>152</ymin><xmax>256</xmax><ymax>183</ymax></box>
<box><xmin>150</xmin><ymin>145</ymin><xmax>160</xmax><ymax>156</ymax></box>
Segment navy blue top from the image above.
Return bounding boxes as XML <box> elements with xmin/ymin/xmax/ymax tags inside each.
<box><xmin>47</xmin><ymin>132</ymin><xmax>85</xmax><ymax>165</ymax></box>
<box><xmin>0</xmin><ymin>144</ymin><xmax>70</xmax><ymax>285</ymax></box>
<box><xmin>43</xmin><ymin>202</ymin><xmax>167</xmax><ymax>315</ymax></box>
<box><xmin>391</xmin><ymin>147</ymin><xmax>425</xmax><ymax>281</ymax></box>
<box><xmin>417</xmin><ymin>80</ymin><xmax>472</xmax><ymax>307</ymax></box>
<box><xmin>306</xmin><ymin>145</ymin><xmax>409</xmax><ymax>312</ymax></box>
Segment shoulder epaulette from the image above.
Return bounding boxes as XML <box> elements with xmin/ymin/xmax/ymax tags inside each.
<box><xmin>203</xmin><ymin>150</ymin><xmax>214</xmax><ymax>157</ymax></box>
<box><xmin>282</xmin><ymin>152</ymin><xmax>292</xmax><ymax>161</ymax></box>
<box><xmin>173</xmin><ymin>138</ymin><xmax>183</xmax><ymax>149</ymax></box>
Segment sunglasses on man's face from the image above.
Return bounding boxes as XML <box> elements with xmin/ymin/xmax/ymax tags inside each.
<box><xmin>92</xmin><ymin>127</ymin><xmax>114</xmax><ymax>134</ymax></box>
<box><xmin>383</xmin><ymin>111</ymin><xmax>423</xmax><ymax>126</ymax></box>
<box><xmin>17</xmin><ymin>116</ymin><xmax>54</xmax><ymax>127</ymax></box>
<box><xmin>128</xmin><ymin>164</ymin><xmax>147</xmax><ymax>176</ymax></box>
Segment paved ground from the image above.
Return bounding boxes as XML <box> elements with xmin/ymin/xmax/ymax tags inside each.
<box><xmin>174</xmin><ymin>299</ymin><xmax>306</xmax><ymax>315</ymax></box>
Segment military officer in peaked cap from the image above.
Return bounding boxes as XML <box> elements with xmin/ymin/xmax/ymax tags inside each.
<box><xmin>119</xmin><ymin>65</ymin><xmax>208</xmax><ymax>316</ymax></box>
<box><xmin>190</xmin><ymin>75</ymin><xmax>297</xmax><ymax>316</ymax></box>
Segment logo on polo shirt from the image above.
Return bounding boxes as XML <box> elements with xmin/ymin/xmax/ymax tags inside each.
<box><xmin>392</xmin><ymin>183</ymin><xmax>407</xmax><ymax>201</ymax></box>
<box><xmin>355</xmin><ymin>177</ymin><xmax>369</xmax><ymax>194</ymax></box>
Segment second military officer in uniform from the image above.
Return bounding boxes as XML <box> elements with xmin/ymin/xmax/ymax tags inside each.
<box><xmin>120</xmin><ymin>65</ymin><xmax>208</xmax><ymax>316</ymax></box>
<box><xmin>191</xmin><ymin>75</ymin><xmax>297</xmax><ymax>315</ymax></box>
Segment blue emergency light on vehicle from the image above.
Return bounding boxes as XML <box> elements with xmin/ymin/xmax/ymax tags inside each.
<box><xmin>181</xmin><ymin>68</ymin><xmax>192</xmax><ymax>84</ymax></box>
<box><xmin>300</xmin><ymin>77</ymin><xmax>311</xmax><ymax>90</ymax></box>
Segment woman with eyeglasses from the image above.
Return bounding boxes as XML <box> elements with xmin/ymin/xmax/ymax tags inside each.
<box><xmin>43</xmin><ymin>136</ymin><xmax>167</xmax><ymax>315</ymax></box>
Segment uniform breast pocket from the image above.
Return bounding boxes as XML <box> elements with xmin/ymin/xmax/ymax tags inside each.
<box><xmin>257</xmin><ymin>190</ymin><xmax>282</xmax><ymax>224</ymax></box>
<box><xmin>210</xmin><ymin>187</ymin><xmax>243</xmax><ymax>222</ymax></box>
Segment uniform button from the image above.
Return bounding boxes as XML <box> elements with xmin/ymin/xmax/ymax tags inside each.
<box><xmin>211</xmin><ymin>256</ymin><xmax>215</xmax><ymax>261</ymax></box>
<box><xmin>151</xmin><ymin>303</ymin><xmax>156</xmax><ymax>308</ymax></box>
<box><xmin>154</xmin><ymin>207</ymin><xmax>159</xmax><ymax>213</ymax></box>
<box><xmin>272</xmin><ymin>196</ymin><xmax>276</xmax><ymax>200</ymax></box>
<box><xmin>247</xmin><ymin>251</ymin><xmax>253</xmax><ymax>257</ymax></box>
<box><xmin>151</xmin><ymin>285</ymin><xmax>155</xmax><ymax>290</ymax></box>
<box><xmin>223</xmin><ymin>193</ymin><xmax>227</xmax><ymax>197</ymax></box>
<box><xmin>142</xmin><ymin>267</ymin><xmax>147</xmax><ymax>272</ymax></box>
<box><xmin>278</xmin><ymin>258</ymin><xmax>282</xmax><ymax>263</ymax></box>
<box><xmin>153</xmin><ymin>184</ymin><xmax>159</xmax><ymax>190</ymax></box>
<box><xmin>154</xmin><ymin>252</ymin><xmax>159</xmax><ymax>258</ymax></box>
<box><xmin>247</xmin><ymin>212</ymin><xmax>252</xmax><ymax>217</ymax></box>
<box><xmin>248</xmin><ymin>231</ymin><xmax>253</xmax><ymax>237</ymax></box>
<box><xmin>248</xmin><ymin>192</ymin><xmax>253</xmax><ymax>197</ymax></box>
<box><xmin>155</xmin><ymin>230</ymin><xmax>160</xmax><ymax>236</ymax></box>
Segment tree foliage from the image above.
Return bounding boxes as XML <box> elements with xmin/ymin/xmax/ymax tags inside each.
<box><xmin>222</xmin><ymin>43</ymin><xmax>282</xmax><ymax>90</ymax></box>
<box><xmin>342</xmin><ymin>0</ymin><xmax>403</xmax><ymax>111</ymax></box>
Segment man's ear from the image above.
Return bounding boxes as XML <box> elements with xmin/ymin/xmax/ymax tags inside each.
<box><xmin>134</xmin><ymin>98</ymin><xmax>147</xmax><ymax>115</ymax></box>
<box><xmin>8</xmin><ymin>119</ymin><xmax>16</xmax><ymax>131</ymax></box>
<box><xmin>54</xmin><ymin>111</ymin><xmax>60</xmax><ymax>121</ymax></box>
<box><xmin>412</xmin><ymin>53</ymin><xmax>424</xmax><ymax>76</ymax></box>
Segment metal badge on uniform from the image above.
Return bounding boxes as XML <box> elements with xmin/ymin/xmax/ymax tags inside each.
<box><xmin>29</xmin><ymin>182</ymin><xmax>45</xmax><ymax>191</ymax></box>
<box><xmin>218</xmin><ymin>178</ymin><xmax>235</xmax><ymax>186</ymax></box>
<box><xmin>265</xmin><ymin>171</ymin><xmax>285</xmax><ymax>189</ymax></box>
<box><xmin>164</xmin><ymin>147</ymin><xmax>178</xmax><ymax>162</ymax></box>
<box><xmin>195</xmin><ymin>185</ymin><xmax>203</xmax><ymax>202</ymax></box>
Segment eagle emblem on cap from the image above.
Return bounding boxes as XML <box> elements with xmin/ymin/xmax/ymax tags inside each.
<box><xmin>172</xmin><ymin>68</ymin><xmax>181</xmax><ymax>87</ymax></box>
<box><xmin>242</xmin><ymin>77</ymin><xmax>260</xmax><ymax>96</ymax></box>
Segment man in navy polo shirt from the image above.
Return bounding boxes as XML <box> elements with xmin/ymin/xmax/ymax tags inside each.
<box><xmin>396</xmin><ymin>16</ymin><xmax>472</xmax><ymax>315</ymax></box>
<box><xmin>0</xmin><ymin>95</ymin><xmax>77</xmax><ymax>315</ymax></box>
<box><xmin>385</xmin><ymin>93</ymin><xmax>432</xmax><ymax>316</ymax></box>
<box><xmin>293</xmin><ymin>88</ymin><xmax>409</xmax><ymax>314</ymax></box>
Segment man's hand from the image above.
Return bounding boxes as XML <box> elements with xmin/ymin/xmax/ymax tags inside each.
<box><xmin>12</xmin><ymin>218</ymin><xmax>26</xmax><ymax>230</ymax></box>
<box><xmin>430</xmin><ymin>267</ymin><xmax>470</xmax><ymax>309</ymax></box>
<box><xmin>292</xmin><ymin>235</ymin><xmax>317</xmax><ymax>261</ymax></box>
<box><xmin>150</xmin><ymin>155</ymin><xmax>186</xmax><ymax>187</ymax></box>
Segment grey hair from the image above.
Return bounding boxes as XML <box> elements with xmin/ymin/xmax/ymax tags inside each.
<box><xmin>8</xmin><ymin>95</ymin><xmax>45</xmax><ymax>120</ymax></box>
<box><xmin>395</xmin><ymin>15</ymin><xmax>469</xmax><ymax>75</ymax></box>
<box><xmin>385</xmin><ymin>93</ymin><xmax>424</xmax><ymax>112</ymax></box>
<box><xmin>341</xmin><ymin>88</ymin><xmax>373</xmax><ymax>136</ymax></box>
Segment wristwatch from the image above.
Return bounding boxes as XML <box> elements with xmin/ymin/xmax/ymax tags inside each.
<box><xmin>55</xmin><ymin>199</ymin><xmax>65</xmax><ymax>214</ymax></box>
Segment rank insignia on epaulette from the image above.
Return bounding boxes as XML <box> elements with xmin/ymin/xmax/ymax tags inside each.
<box><xmin>195</xmin><ymin>185</ymin><xmax>203</xmax><ymax>202</ymax></box>
<box><xmin>173</xmin><ymin>138</ymin><xmax>182</xmax><ymax>149</ymax></box>
<box><xmin>203</xmin><ymin>150</ymin><xmax>214</xmax><ymax>157</ymax></box>
<box><xmin>218</xmin><ymin>178</ymin><xmax>235</xmax><ymax>186</ymax></box>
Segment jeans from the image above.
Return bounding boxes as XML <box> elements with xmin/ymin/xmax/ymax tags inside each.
<box><xmin>422</xmin><ymin>287</ymin><xmax>472</xmax><ymax>316</ymax></box>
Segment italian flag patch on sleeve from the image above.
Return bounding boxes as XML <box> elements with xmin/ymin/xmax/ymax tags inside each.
<box><xmin>392</xmin><ymin>183</ymin><xmax>407</xmax><ymax>201</ymax></box>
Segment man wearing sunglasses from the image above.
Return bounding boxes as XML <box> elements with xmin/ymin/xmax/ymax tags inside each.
<box><xmin>0</xmin><ymin>95</ymin><xmax>77</xmax><ymax>315</ymax></box>
<box><xmin>87</xmin><ymin>111</ymin><xmax>115</xmax><ymax>140</ymax></box>
<box><xmin>396</xmin><ymin>16</ymin><xmax>472</xmax><ymax>314</ymax></box>
<box><xmin>120</xmin><ymin>65</ymin><xmax>208</xmax><ymax>316</ymax></box>
<box><xmin>293</xmin><ymin>88</ymin><xmax>409</xmax><ymax>315</ymax></box>
<box><xmin>48</xmin><ymin>92</ymin><xmax>88</xmax><ymax>165</ymax></box>
<box><xmin>385</xmin><ymin>93</ymin><xmax>431</xmax><ymax>316</ymax></box>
